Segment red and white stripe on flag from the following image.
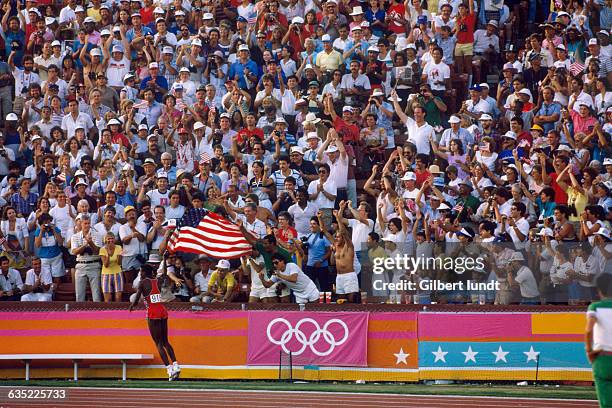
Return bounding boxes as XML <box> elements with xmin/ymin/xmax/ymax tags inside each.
<box><xmin>168</xmin><ymin>212</ymin><xmax>252</xmax><ymax>259</ymax></box>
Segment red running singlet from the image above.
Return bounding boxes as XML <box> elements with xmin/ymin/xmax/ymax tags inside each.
<box><xmin>143</xmin><ymin>278</ymin><xmax>168</xmax><ymax>319</ymax></box>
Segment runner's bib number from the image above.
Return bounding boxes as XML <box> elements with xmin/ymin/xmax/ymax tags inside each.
<box><xmin>150</xmin><ymin>294</ymin><xmax>162</xmax><ymax>303</ymax></box>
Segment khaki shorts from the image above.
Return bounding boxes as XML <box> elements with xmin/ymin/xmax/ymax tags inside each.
<box><xmin>455</xmin><ymin>42</ymin><xmax>474</xmax><ymax>57</ymax></box>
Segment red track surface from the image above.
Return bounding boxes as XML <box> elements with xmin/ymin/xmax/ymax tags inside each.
<box><xmin>0</xmin><ymin>388</ymin><xmax>599</xmax><ymax>408</ymax></box>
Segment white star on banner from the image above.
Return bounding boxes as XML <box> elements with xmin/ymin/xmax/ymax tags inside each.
<box><xmin>492</xmin><ymin>346</ymin><xmax>509</xmax><ymax>363</ymax></box>
<box><xmin>393</xmin><ymin>348</ymin><xmax>409</xmax><ymax>365</ymax></box>
<box><xmin>524</xmin><ymin>346</ymin><xmax>540</xmax><ymax>363</ymax></box>
<box><xmin>432</xmin><ymin>346</ymin><xmax>448</xmax><ymax>363</ymax></box>
<box><xmin>462</xmin><ymin>346</ymin><xmax>478</xmax><ymax>363</ymax></box>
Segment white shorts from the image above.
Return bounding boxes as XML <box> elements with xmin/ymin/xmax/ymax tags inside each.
<box><xmin>249</xmin><ymin>286</ymin><xmax>267</xmax><ymax>299</ymax></box>
<box><xmin>336</xmin><ymin>272</ymin><xmax>359</xmax><ymax>295</ymax></box>
<box><xmin>295</xmin><ymin>286</ymin><xmax>320</xmax><ymax>304</ymax></box>
<box><xmin>41</xmin><ymin>254</ymin><xmax>65</xmax><ymax>278</ymax></box>
<box><xmin>264</xmin><ymin>282</ymin><xmax>290</xmax><ymax>298</ymax></box>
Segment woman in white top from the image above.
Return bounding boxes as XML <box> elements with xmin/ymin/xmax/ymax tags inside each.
<box><xmin>550</xmin><ymin>244</ymin><xmax>572</xmax><ymax>303</ymax></box>
<box><xmin>473</xmin><ymin>136</ymin><xmax>498</xmax><ymax>172</ymax></box>
<box><xmin>65</xmin><ymin>137</ymin><xmax>85</xmax><ymax>171</ymax></box>
<box><xmin>49</xmin><ymin>191</ymin><xmax>76</xmax><ymax>243</ymax></box>
<box><xmin>1</xmin><ymin>206</ymin><xmax>30</xmax><ymax>255</ymax></box>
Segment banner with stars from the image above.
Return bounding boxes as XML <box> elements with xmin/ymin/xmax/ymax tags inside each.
<box><xmin>417</xmin><ymin>312</ymin><xmax>591</xmax><ymax>381</ymax></box>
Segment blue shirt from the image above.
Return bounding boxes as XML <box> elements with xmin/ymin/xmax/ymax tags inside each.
<box><xmin>536</xmin><ymin>102</ymin><xmax>561</xmax><ymax>134</ymax></box>
<box><xmin>34</xmin><ymin>227</ymin><xmax>62</xmax><ymax>259</ymax></box>
<box><xmin>116</xmin><ymin>191</ymin><xmax>136</xmax><ymax>207</ymax></box>
<box><xmin>228</xmin><ymin>59</ymin><xmax>260</xmax><ymax>90</ymax></box>
<box><xmin>2</xmin><ymin>29</ymin><xmax>26</xmax><ymax>67</ymax></box>
<box><xmin>306</xmin><ymin>232</ymin><xmax>331</xmax><ymax>267</ymax></box>
<box><xmin>139</xmin><ymin>75</ymin><xmax>169</xmax><ymax>102</ymax></box>
<box><xmin>365</xmin><ymin>9</ymin><xmax>386</xmax><ymax>37</ymax></box>
<box><xmin>343</xmin><ymin>40</ymin><xmax>369</xmax><ymax>68</ymax></box>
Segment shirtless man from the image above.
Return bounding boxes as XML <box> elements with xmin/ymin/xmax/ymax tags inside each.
<box><xmin>331</xmin><ymin>200</ymin><xmax>359</xmax><ymax>302</ymax></box>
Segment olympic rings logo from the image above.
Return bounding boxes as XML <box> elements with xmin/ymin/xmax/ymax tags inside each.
<box><xmin>266</xmin><ymin>318</ymin><xmax>349</xmax><ymax>356</ymax></box>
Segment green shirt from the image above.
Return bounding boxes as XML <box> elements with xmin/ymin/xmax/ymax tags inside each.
<box><xmin>255</xmin><ymin>242</ymin><xmax>292</xmax><ymax>275</ymax></box>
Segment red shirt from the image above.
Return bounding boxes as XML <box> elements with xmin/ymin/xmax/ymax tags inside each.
<box><xmin>140</xmin><ymin>7</ymin><xmax>154</xmax><ymax>25</ymax></box>
<box><xmin>415</xmin><ymin>169</ymin><xmax>431</xmax><ymax>189</ymax></box>
<box><xmin>387</xmin><ymin>4</ymin><xmax>406</xmax><ymax>34</ymax></box>
<box><xmin>237</xmin><ymin>127</ymin><xmax>264</xmax><ymax>145</ymax></box>
<box><xmin>456</xmin><ymin>13</ymin><xmax>476</xmax><ymax>44</ymax></box>
<box><xmin>112</xmin><ymin>133</ymin><xmax>131</xmax><ymax>149</ymax></box>
<box><xmin>144</xmin><ymin>278</ymin><xmax>168</xmax><ymax>319</ymax></box>
<box><xmin>549</xmin><ymin>172</ymin><xmax>568</xmax><ymax>205</ymax></box>
<box><xmin>333</xmin><ymin>117</ymin><xmax>360</xmax><ymax>145</ymax></box>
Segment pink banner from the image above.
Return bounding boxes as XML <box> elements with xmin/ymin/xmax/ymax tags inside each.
<box><xmin>247</xmin><ymin>311</ymin><xmax>369</xmax><ymax>367</ymax></box>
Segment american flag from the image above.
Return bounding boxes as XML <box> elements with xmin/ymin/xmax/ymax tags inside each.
<box><xmin>167</xmin><ymin>209</ymin><xmax>252</xmax><ymax>259</ymax></box>
<box><xmin>452</xmin><ymin>203</ymin><xmax>465</xmax><ymax>213</ymax></box>
<box><xmin>56</xmin><ymin>172</ymin><xmax>66</xmax><ymax>183</ymax></box>
<box><xmin>0</xmin><ymin>235</ymin><xmax>6</xmax><ymax>251</ymax></box>
<box><xmin>569</xmin><ymin>62</ymin><xmax>585</xmax><ymax>77</ymax></box>
<box><xmin>200</xmin><ymin>152</ymin><xmax>211</xmax><ymax>162</ymax></box>
<box><xmin>247</xmin><ymin>14</ymin><xmax>258</xmax><ymax>25</ymax></box>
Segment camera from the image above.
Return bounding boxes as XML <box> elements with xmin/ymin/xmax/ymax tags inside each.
<box><xmin>44</xmin><ymin>223</ymin><xmax>51</xmax><ymax>229</ymax></box>
<box><xmin>274</xmin><ymin>130</ymin><xmax>281</xmax><ymax>136</ymax></box>
<box><xmin>11</xmin><ymin>41</ymin><xmax>19</xmax><ymax>52</ymax></box>
<box><xmin>300</xmin><ymin>236</ymin><xmax>309</xmax><ymax>249</ymax></box>
<box><xmin>194</xmin><ymin>7</ymin><xmax>201</xmax><ymax>11</ymax></box>
<box><xmin>265</xmin><ymin>13</ymin><xmax>275</xmax><ymax>21</ymax></box>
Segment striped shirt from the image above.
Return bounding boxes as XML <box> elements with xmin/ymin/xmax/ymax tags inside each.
<box><xmin>70</xmin><ymin>230</ymin><xmax>103</xmax><ymax>263</ymax></box>
<box><xmin>270</xmin><ymin>169</ymin><xmax>304</xmax><ymax>193</ymax></box>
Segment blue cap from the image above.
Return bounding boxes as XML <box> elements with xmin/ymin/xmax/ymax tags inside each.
<box><xmin>417</xmin><ymin>15</ymin><xmax>428</xmax><ymax>25</ymax></box>
<box><xmin>237</xmin><ymin>16</ymin><xmax>247</xmax><ymax>23</ymax></box>
<box><xmin>433</xmin><ymin>177</ymin><xmax>445</xmax><ymax>187</ymax></box>
<box><xmin>469</xmin><ymin>84</ymin><xmax>482</xmax><ymax>92</ymax></box>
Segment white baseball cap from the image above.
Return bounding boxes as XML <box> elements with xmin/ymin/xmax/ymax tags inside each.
<box><xmin>449</xmin><ymin>115</ymin><xmax>461</xmax><ymax>124</ymax></box>
<box><xmin>216</xmin><ymin>259</ymin><xmax>231</xmax><ymax>269</ymax></box>
<box><xmin>401</xmin><ymin>172</ymin><xmax>416</xmax><ymax>181</ymax></box>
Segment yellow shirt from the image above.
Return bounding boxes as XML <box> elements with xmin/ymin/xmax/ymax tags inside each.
<box><xmin>566</xmin><ymin>187</ymin><xmax>588</xmax><ymax>222</ymax></box>
<box><xmin>100</xmin><ymin>245</ymin><xmax>122</xmax><ymax>275</ymax></box>
<box><xmin>316</xmin><ymin>50</ymin><xmax>343</xmax><ymax>72</ymax></box>
<box><xmin>87</xmin><ymin>9</ymin><xmax>101</xmax><ymax>22</ymax></box>
<box><xmin>207</xmin><ymin>270</ymin><xmax>236</xmax><ymax>295</ymax></box>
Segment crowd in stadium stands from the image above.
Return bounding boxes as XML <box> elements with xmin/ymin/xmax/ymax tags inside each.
<box><xmin>0</xmin><ymin>0</ymin><xmax>610</xmax><ymax>306</ymax></box>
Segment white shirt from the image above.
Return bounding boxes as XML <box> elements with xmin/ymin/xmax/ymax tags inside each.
<box><xmin>307</xmin><ymin>178</ymin><xmax>337</xmax><ymax>210</ymax></box>
<box><xmin>0</xmin><ymin>268</ymin><xmax>23</xmax><ymax>291</ymax></box>
<box><xmin>321</xmin><ymin>155</ymin><xmax>349</xmax><ymax>189</ymax></box>
<box><xmin>61</xmin><ymin>112</ymin><xmax>94</xmax><ymax>139</ymax></box>
<box><xmin>514</xmin><ymin>265</ymin><xmax>539</xmax><ymax>298</ymax></box>
<box><xmin>422</xmin><ymin>60</ymin><xmax>450</xmax><ymax>91</ymax></box>
<box><xmin>106</xmin><ymin>57</ymin><xmax>131</xmax><ymax>88</ymax></box>
<box><xmin>270</xmin><ymin>262</ymin><xmax>318</xmax><ymax>298</ymax></box>
<box><xmin>237</xmin><ymin>214</ymin><xmax>267</xmax><ymax>240</ymax></box>
<box><xmin>93</xmin><ymin>221</ymin><xmax>121</xmax><ymax>243</ymax></box>
<box><xmin>473</xmin><ymin>30</ymin><xmax>500</xmax><ymax>54</ymax></box>
<box><xmin>146</xmin><ymin>189</ymin><xmax>171</xmax><ymax>207</ymax></box>
<box><xmin>348</xmin><ymin>218</ymin><xmax>375</xmax><ymax>253</ymax></box>
<box><xmin>288</xmin><ymin>202</ymin><xmax>317</xmax><ymax>238</ymax></box>
<box><xmin>403</xmin><ymin>116</ymin><xmax>434</xmax><ymax>155</ymax></box>
<box><xmin>118</xmin><ymin>221</ymin><xmax>147</xmax><ymax>256</ymax></box>
<box><xmin>247</xmin><ymin>255</ymin><xmax>265</xmax><ymax>290</ymax></box>
<box><xmin>24</xmin><ymin>268</ymin><xmax>53</xmax><ymax>290</ymax></box>
<box><xmin>12</xmin><ymin>68</ymin><xmax>40</xmax><ymax>98</ymax></box>
<box><xmin>49</xmin><ymin>204</ymin><xmax>76</xmax><ymax>242</ymax></box>
<box><xmin>569</xmin><ymin>90</ymin><xmax>595</xmax><ymax>113</ymax></box>
<box><xmin>465</xmin><ymin>98</ymin><xmax>492</xmax><ymax>115</ymax></box>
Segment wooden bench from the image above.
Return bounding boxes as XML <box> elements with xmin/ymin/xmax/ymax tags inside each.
<box><xmin>0</xmin><ymin>354</ymin><xmax>154</xmax><ymax>381</ymax></box>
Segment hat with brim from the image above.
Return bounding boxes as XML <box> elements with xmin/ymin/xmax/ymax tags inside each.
<box><xmin>325</xmin><ymin>145</ymin><xmax>339</xmax><ymax>154</ymax></box>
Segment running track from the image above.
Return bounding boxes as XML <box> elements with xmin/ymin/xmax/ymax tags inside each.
<box><xmin>0</xmin><ymin>388</ymin><xmax>599</xmax><ymax>408</ymax></box>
